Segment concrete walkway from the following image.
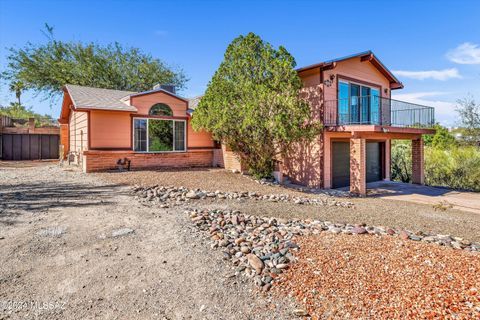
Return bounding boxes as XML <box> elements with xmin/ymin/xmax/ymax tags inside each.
<box><xmin>366</xmin><ymin>181</ymin><xmax>480</xmax><ymax>214</ymax></box>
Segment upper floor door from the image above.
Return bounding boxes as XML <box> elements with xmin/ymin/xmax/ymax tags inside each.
<box><xmin>338</xmin><ymin>80</ymin><xmax>380</xmax><ymax>125</ymax></box>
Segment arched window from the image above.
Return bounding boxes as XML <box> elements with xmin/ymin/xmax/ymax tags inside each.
<box><xmin>149</xmin><ymin>103</ymin><xmax>173</xmax><ymax>116</ymax></box>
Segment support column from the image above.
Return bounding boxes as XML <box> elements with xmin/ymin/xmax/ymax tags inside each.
<box><xmin>350</xmin><ymin>138</ymin><xmax>366</xmax><ymax>196</ymax></box>
<box><xmin>412</xmin><ymin>138</ymin><xmax>424</xmax><ymax>185</ymax></box>
<box><xmin>385</xmin><ymin>139</ymin><xmax>391</xmax><ymax>181</ymax></box>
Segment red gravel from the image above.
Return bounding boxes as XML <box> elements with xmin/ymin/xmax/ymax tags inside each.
<box><xmin>275</xmin><ymin>234</ymin><xmax>480</xmax><ymax>319</ymax></box>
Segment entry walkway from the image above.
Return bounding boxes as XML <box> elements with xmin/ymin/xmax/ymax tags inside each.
<box><xmin>367</xmin><ymin>181</ymin><xmax>480</xmax><ymax>214</ymax></box>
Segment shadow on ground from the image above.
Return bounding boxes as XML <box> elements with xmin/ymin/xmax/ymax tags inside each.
<box><xmin>0</xmin><ymin>181</ymin><xmax>125</xmax><ymax>223</ymax></box>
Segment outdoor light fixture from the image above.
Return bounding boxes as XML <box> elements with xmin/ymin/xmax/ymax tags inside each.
<box><xmin>324</xmin><ymin>74</ymin><xmax>336</xmax><ymax>87</ymax></box>
<box><xmin>384</xmin><ymin>88</ymin><xmax>389</xmax><ymax>94</ymax></box>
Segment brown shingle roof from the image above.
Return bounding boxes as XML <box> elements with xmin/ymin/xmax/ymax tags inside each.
<box><xmin>64</xmin><ymin>84</ymin><xmax>138</xmax><ymax>112</ymax></box>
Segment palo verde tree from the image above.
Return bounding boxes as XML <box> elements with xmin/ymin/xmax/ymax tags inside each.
<box><xmin>1</xmin><ymin>24</ymin><xmax>187</xmax><ymax>100</ymax></box>
<box><xmin>192</xmin><ymin>32</ymin><xmax>320</xmax><ymax>178</ymax></box>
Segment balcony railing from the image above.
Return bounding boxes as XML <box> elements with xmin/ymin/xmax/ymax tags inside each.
<box><xmin>324</xmin><ymin>96</ymin><xmax>435</xmax><ymax>128</ymax></box>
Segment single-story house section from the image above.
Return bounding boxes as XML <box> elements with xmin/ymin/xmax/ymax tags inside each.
<box><xmin>58</xmin><ymin>51</ymin><xmax>435</xmax><ymax>195</ymax></box>
<box><xmin>58</xmin><ymin>84</ymin><xmax>219</xmax><ymax>172</ymax></box>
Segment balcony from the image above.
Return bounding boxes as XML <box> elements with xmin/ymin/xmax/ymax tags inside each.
<box><xmin>324</xmin><ymin>96</ymin><xmax>435</xmax><ymax>128</ymax></box>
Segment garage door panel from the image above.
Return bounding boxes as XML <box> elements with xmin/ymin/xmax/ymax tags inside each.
<box><xmin>332</xmin><ymin>142</ymin><xmax>350</xmax><ymax>188</ymax></box>
<box><xmin>366</xmin><ymin>142</ymin><xmax>382</xmax><ymax>183</ymax></box>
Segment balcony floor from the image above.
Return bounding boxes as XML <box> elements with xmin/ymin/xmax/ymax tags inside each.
<box><xmin>325</xmin><ymin>125</ymin><xmax>435</xmax><ymax>135</ymax></box>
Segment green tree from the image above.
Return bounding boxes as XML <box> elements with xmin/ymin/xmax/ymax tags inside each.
<box><xmin>456</xmin><ymin>96</ymin><xmax>480</xmax><ymax>144</ymax></box>
<box><xmin>423</xmin><ymin>124</ymin><xmax>456</xmax><ymax>149</ymax></box>
<box><xmin>1</xmin><ymin>25</ymin><xmax>187</xmax><ymax>100</ymax></box>
<box><xmin>0</xmin><ymin>103</ymin><xmax>55</xmax><ymax>126</ymax></box>
<box><xmin>192</xmin><ymin>33</ymin><xmax>320</xmax><ymax>178</ymax></box>
<box><xmin>391</xmin><ymin>141</ymin><xmax>412</xmax><ymax>183</ymax></box>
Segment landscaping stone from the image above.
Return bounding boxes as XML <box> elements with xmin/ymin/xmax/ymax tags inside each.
<box><xmin>132</xmin><ymin>185</ymin><xmax>355</xmax><ymax>208</ymax></box>
<box><xmin>187</xmin><ymin>207</ymin><xmax>479</xmax><ymax>292</ymax></box>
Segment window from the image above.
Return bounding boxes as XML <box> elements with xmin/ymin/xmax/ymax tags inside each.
<box><xmin>338</xmin><ymin>80</ymin><xmax>380</xmax><ymax>124</ymax></box>
<box><xmin>134</xmin><ymin>119</ymin><xmax>147</xmax><ymax>151</ymax></box>
<box><xmin>133</xmin><ymin>118</ymin><xmax>186</xmax><ymax>152</ymax></box>
<box><xmin>149</xmin><ymin>103</ymin><xmax>173</xmax><ymax>116</ymax></box>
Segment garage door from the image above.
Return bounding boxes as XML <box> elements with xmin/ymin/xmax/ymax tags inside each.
<box><xmin>1</xmin><ymin>134</ymin><xmax>59</xmax><ymax>160</ymax></box>
<box><xmin>366</xmin><ymin>142</ymin><xmax>382</xmax><ymax>183</ymax></box>
<box><xmin>332</xmin><ymin>142</ymin><xmax>350</xmax><ymax>188</ymax></box>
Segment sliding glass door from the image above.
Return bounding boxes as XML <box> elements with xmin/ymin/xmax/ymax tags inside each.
<box><xmin>338</xmin><ymin>80</ymin><xmax>380</xmax><ymax>125</ymax></box>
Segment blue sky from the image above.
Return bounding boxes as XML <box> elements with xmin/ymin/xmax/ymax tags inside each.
<box><xmin>1</xmin><ymin>0</ymin><xmax>479</xmax><ymax>126</ymax></box>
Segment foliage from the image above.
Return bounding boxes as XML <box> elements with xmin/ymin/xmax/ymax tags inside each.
<box><xmin>391</xmin><ymin>140</ymin><xmax>412</xmax><ymax>183</ymax></box>
<box><xmin>391</xmin><ymin>139</ymin><xmax>480</xmax><ymax>192</ymax></box>
<box><xmin>1</xmin><ymin>25</ymin><xmax>187</xmax><ymax>100</ymax></box>
<box><xmin>456</xmin><ymin>96</ymin><xmax>480</xmax><ymax>144</ymax></box>
<box><xmin>192</xmin><ymin>32</ymin><xmax>321</xmax><ymax>178</ymax></box>
<box><xmin>424</xmin><ymin>146</ymin><xmax>480</xmax><ymax>191</ymax></box>
<box><xmin>0</xmin><ymin>102</ymin><xmax>55</xmax><ymax>127</ymax></box>
<box><xmin>423</xmin><ymin>124</ymin><xmax>456</xmax><ymax>149</ymax></box>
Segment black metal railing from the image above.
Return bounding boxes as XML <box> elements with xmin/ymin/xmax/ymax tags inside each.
<box><xmin>324</xmin><ymin>96</ymin><xmax>435</xmax><ymax>128</ymax></box>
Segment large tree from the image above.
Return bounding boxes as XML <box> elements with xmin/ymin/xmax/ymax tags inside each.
<box><xmin>192</xmin><ymin>32</ymin><xmax>320</xmax><ymax>177</ymax></box>
<box><xmin>1</xmin><ymin>26</ymin><xmax>187</xmax><ymax>99</ymax></box>
<box><xmin>456</xmin><ymin>96</ymin><xmax>480</xmax><ymax>144</ymax></box>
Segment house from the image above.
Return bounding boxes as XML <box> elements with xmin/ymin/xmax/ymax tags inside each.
<box><xmin>58</xmin><ymin>51</ymin><xmax>435</xmax><ymax>195</ymax></box>
<box><xmin>58</xmin><ymin>84</ymin><xmax>217</xmax><ymax>172</ymax></box>
<box><xmin>282</xmin><ymin>51</ymin><xmax>435</xmax><ymax>195</ymax></box>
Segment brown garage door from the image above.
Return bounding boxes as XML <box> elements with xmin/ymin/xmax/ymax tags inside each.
<box><xmin>332</xmin><ymin>141</ymin><xmax>350</xmax><ymax>188</ymax></box>
<box><xmin>366</xmin><ymin>142</ymin><xmax>383</xmax><ymax>183</ymax></box>
<box><xmin>1</xmin><ymin>134</ymin><xmax>59</xmax><ymax>160</ymax></box>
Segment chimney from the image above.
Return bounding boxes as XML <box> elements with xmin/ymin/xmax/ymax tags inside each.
<box><xmin>153</xmin><ymin>83</ymin><xmax>176</xmax><ymax>94</ymax></box>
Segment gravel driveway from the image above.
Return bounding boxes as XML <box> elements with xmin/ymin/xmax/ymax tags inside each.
<box><xmin>0</xmin><ymin>163</ymin><xmax>296</xmax><ymax>319</ymax></box>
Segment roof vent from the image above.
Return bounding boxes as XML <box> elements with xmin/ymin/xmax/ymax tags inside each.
<box><xmin>153</xmin><ymin>83</ymin><xmax>176</xmax><ymax>94</ymax></box>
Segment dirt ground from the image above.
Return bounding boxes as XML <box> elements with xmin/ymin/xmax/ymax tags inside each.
<box><xmin>0</xmin><ymin>163</ymin><xmax>296</xmax><ymax>319</ymax></box>
<box><xmin>97</xmin><ymin>168</ymin><xmax>480</xmax><ymax>242</ymax></box>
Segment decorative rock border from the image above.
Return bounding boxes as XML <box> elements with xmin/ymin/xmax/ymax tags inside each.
<box><xmin>188</xmin><ymin>209</ymin><xmax>480</xmax><ymax>292</ymax></box>
<box><xmin>132</xmin><ymin>185</ymin><xmax>355</xmax><ymax>208</ymax></box>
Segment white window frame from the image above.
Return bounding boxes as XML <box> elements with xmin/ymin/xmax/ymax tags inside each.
<box><xmin>132</xmin><ymin>117</ymin><xmax>187</xmax><ymax>153</ymax></box>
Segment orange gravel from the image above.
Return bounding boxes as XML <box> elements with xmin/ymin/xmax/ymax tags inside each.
<box><xmin>275</xmin><ymin>234</ymin><xmax>480</xmax><ymax>319</ymax></box>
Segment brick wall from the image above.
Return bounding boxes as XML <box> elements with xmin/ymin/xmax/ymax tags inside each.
<box><xmin>82</xmin><ymin>150</ymin><xmax>213</xmax><ymax>172</ymax></box>
<box><xmin>221</xmin><ymin>144</ymin><xmax>244</xmax><ymax>172</ymax></box>
<box><xmin>350</xmin><ymin>138</ymin><xmax>366</xmax><ymax>195</ymax></box>
<box><xmin>212</xmin><ymin>148</ymin><xmax>224</xmax><ymax>167</ymax></box>
<box><xmin>411</xmin><ymin>139</ymin><xmax>424</xmax><ymax>185</ymax></box>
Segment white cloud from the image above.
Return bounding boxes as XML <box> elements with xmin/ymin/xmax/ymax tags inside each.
<box><xmin>393</xmin><ymin>68</ymin><xmax>461</xmax><ymax>81</ymax></box>
<box><xmin>392</xmin><ymin>92</ymin><xmax>457</xmax><ymax>127</ymax></box>
<box><xmin>447</xmin><ymin>42</ymin><xmax>480</xmax><ymax>64</ymax></box>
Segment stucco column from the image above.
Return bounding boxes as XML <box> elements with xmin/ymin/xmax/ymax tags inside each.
<box><xmin>412</xmin><ymin>138</ymin><xmax>424</xmax><ymax>185</ymax></box>
<box><xmin>350</xmin><ymin>138</ymin><xmax>366</xmax><ymax>196</ymax></box>
<box><xmin>385</xmin><ymin>139</ymin><xmax>391</xmax><ymax>181</ymax></box>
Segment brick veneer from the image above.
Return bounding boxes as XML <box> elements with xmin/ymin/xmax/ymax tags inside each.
<box><xmin>411</xmin><ymin>138</ymin><xmax>424</xmax><ymax>185</ymax></box>
<box><xmin>82</xmin><ymin>150</ymin><xmax>214</xmax><ymax>173</ymax></box>
<box><xmin>221</xmin><ymin>144</ymin><xmax>244</xmax><ymax>172</ymax></box>
<box><xmin>350</xmin><ymin>138</ymin><xmax>366</xmax><ymax>195</ymax></box>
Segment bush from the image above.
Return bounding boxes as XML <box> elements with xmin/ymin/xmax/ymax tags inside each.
<box><xmin>391</xmin><ymin>140</ymin><xmax>480</xmax><ymax>192</ymax></box>
<box><xmin>425</xmin><ymin>146</ymin><xmax>480</xmax><ymax>191</ymax></box>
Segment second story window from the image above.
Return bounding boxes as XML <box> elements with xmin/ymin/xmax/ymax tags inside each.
<box><xmin>149</xmin><ymin>103</ymin><xmax>173</xmax><ymax>116</ymax></box>
<box><xmin>338</xmin><ymin>80</ymin><xmax>380</xmax><ymax>125</ymax></box>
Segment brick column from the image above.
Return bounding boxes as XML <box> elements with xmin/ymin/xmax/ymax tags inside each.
<box><xmin>350</xmin><ymin>138</ymin><xmax>366</xmax><ymax>196</ymax></box>
<box><xmin>412</xmin><ymin>138</ymin><xmax>424</xmax><ymax>185</ymax></box>
<box><xmin>385</xmin><ymin>139</ymin><xmax>391</xmax><ymax>181</ymax></box>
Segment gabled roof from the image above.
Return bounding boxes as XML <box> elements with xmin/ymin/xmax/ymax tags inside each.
<box><xmin>129</xmin><ymin>87</ymin><xmax>189</xmax><ymax>103</ymax></box>
<box><xmin>64</xmin><ymin>84</ymin><xmax>138</xmax><ymax>112</ymax></box>
<box><xmin>296</xmin><ymin>51</ymin><xmax>404</xmax><ymax>89</ymax></box>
